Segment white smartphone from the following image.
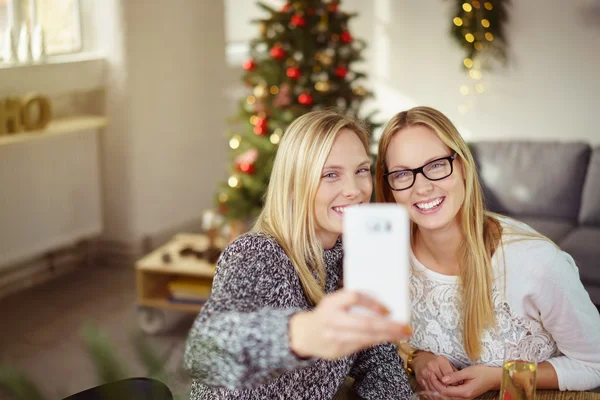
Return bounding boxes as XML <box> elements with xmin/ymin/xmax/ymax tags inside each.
<box><xmin>343</xmin><ymin>203</ymin><xmax>411</xmax><ymax>324</ymax></box>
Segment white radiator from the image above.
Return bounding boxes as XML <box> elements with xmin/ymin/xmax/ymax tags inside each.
<box><xmin>0</xmin><ymin>116</ymin><xmax>106</xmax><ymax>270</ymax></box>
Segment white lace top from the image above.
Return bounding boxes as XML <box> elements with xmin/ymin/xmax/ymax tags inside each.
<box><xmin>408</xmin><ymin>218</ymin><xmax>600</xmax><ymax>391</ymax></box>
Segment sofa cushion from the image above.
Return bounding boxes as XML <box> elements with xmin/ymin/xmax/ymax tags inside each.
<box><xmin>560</xmin><ymin>227</ymin><xmax>600</xmax><ymax>285</ymax></box>
<box><xmin>579</xmin><ymin>146</ymin><xmax>600</xmax><ymax>226</ymax></box>
<box><xmin>513</xmin><ymin>216</ymin><xmax>576</xmax><ymax>243</ymax></box>
<box><xmin>470</xmin><ymin>141</ymin><xmax>591</xmax><ymax>220</ymax></box>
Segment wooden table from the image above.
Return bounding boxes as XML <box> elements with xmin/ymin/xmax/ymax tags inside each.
<box><xmin>333</xmin><ymin>377</ymin><xmax>600</xmax><ymax>399</ymax></box>
<box><xmin>477</xmin><ymin>390</ymin><xmax>600</xmax><ymax>399</ymax></box>
<box><xmin>135</xmin><ymin>233</ymin><xmax>225</xmax><ymax>334</ymax></box>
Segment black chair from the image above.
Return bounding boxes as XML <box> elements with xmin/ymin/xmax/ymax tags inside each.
<box><xmin>61</xmin><ymin>377</ymin><xmax>173</xmax><ymax>400</ymax></box>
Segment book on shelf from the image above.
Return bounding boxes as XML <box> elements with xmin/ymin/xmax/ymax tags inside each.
<box><xmin>167</xmin><ymin>278</ymin><xmax>212</xmax><ymax>303</ymax></box>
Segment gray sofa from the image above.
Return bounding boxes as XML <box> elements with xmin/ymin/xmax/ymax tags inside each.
<box><xmin>470</xmin><ymin>141</ymin><xmax>600</xmax><ymax>306</ymax></box>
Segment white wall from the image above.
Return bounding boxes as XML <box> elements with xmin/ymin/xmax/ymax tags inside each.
<box><xmin>225</xmin><ymin>0</ymin><xmax>600</xmax><ymax>144</ymax></box>
<box><xmin>98</xmin><ymin>0</ymin><xmax>229</xmax><ymax>248</ymax></box>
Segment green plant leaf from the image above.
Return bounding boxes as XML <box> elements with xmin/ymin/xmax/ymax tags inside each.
<box><xmin>80</xmin><ymin>323</ymin><xmax>129</xmax><ymax>384</ymax></box>
<box><xmin>0</xmin><ymin>365</ymin><xmax>47</xmax><ymax>400</ymax></box>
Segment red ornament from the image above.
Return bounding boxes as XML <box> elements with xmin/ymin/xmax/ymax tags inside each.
<box><xmin>286</xmin><ymin>67</ymin><xmax>301</xmax><ymax>79</ymax></box>
<box><xmin>340</xmin><ymin>31</ymin><xmax>353</xmax><ymax>43</ymax></box>
<box><xmin>281</xmin><ymin>3</ymin><xmax>292</xmax><ymax>12</ymax></box>
<box><xmin>327</xmin><ymin>2</ymin><xmax>339</xmax><ymax>12</ymax></box>
<box><xmin>335</xmin><ymin>66</ymin><xmax>348</xmax><ymax>78</ymax></box>
<box><xmin>298</xmin><ymin>93</ymin><xmax>314</xmax><ymax>106</ymax></box>
<box><xmin>291</xmin><ymin>14</ymin><xmax>306</xmax><ymax>27</ymax></box>
<box><xmin>254</xmin><ymin>126</ymin><xmax>267</xmax><ymax>135</ymax></box>
<box><xmin>242</xmin><ymin>59</ymin><xmax>255</xmax><ymax>71</ymax></box>
<box><xmin>270</xmin><ymin>45</ymin><xmax>286</xmax><ymax>60</ymax></box>
<box><xmin>238</xmin><ymin>162</ymin><xmax>255</xmax><ymax>174</ymax></box>
<box><xmin>253</xmin><ymin>118</ymin><xmax>268</xmax><ymax>135</ymax></box>
<box><xmin>254</xmin><ymin>117</ymin><xmax>268</xmax><ymax>129</ymax></box>
<box><xmin>218</xmin><ymin>204</ymin><xmax>229</xmax><ymax>214</ymax></box>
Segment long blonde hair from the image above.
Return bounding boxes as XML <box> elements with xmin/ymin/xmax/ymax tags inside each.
<box><xmin>375</xmin><ymin>106</ymin><xmax>501</xmax><ymax>360</ymax></box>
<box><xmin>253</xmin><ymin>109</ymin><xmax>370</xmax><ymax>305</ymax></box>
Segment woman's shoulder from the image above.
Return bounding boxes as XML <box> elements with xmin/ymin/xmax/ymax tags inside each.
<box><xmin>219</xmin><ymin>231</ymin><xmax>290</xmax><ymax>269</ymax></box>
<box><xmin>493</xmin><ymin>215</ymin><xmax>573</xmax><ymax>276</ymax></box>
<box><xmin>226</xmin><ymin>231</ymin><xmax>283</xmax><ymax>253</ymax></box>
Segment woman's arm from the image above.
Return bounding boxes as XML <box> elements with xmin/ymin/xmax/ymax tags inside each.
<box><xmin>531</xmin><ymin>247</ymin><xmax>600</xmax><ymax>390</ymax></box>
<box><xmin>348</xmin><ymin>343</ymin><xmax>413</xmax><ymax>399</ymax></box>
<box><xmin>183</xmin><ymin>235</ymin><xmax>314</xmax><ymax>390</ymax></box>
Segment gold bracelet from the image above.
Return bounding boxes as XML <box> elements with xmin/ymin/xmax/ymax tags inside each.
<box><xmin>405</xmin><ymin>349</ymin><xmax>421</xmax><ymax>376</ymax></box>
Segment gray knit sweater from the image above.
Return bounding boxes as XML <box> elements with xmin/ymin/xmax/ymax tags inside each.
<box><xmin>183</xmin><ymin>232</ymin><xmax>413</xmax><ymax>399</ymax></box>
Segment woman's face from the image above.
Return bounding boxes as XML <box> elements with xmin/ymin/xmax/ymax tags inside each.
<box><xmin>314</xmin><ymin>128</ymin><xmax>373</xmax><ymax>248</ymax></box>
<box><xmin>385</xmin><ymin>125</ymin><xmax>465</xmax><ymax>233</ymax></box>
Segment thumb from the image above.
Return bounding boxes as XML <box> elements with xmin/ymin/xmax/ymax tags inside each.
<box><xmin>442</xmin><ymin>369</ymin><xmax>469</xmax><ymax>385</ymax></box>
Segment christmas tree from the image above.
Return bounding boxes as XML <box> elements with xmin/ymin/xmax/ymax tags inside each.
<box><xmin>216</xmin><ymin>0</ymin><xmax>377</xmax><ymax>222</ymax></box>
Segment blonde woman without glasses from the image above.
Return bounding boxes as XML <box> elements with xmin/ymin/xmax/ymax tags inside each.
<box><xmin>184</xmin><ymin>109</ymin><xmax>414</xmax><ymax>400</ymax></box>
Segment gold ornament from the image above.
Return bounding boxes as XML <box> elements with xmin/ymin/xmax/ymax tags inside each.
<box><xmin>246</xmin><ymin>96</ymin><xmax>256</xmax><ymax>104</ymax></box>
<box><xmin>254</xmin><ymin>85</ymin><xmax>267</xmax><ymax>98</ymax></box>
<box><xmin>229</xmin><ymin>136</ymin><xmax>241</xmax><ymax>149</ymax></box>
<box><xmin>353</xmin><ymin>86</ymin><xmax>367</xmax><ymax>96</ymax></box>
<box><xmin>474</xmin><ymin>42</ymin><xmax>483</xmax><ymax>51</ymax></box>
<box><xmin>464</xmin><ymin>58</ymin><xmax>473</xmax><ymax>68</ymax></box>
<box><xmin>453</xmin><ymin>17</ymin><xmax>463</xmax><ymax>27</ymax></box>
<box><xmin>218</xmin><ymin>193</ymin><xmax>228</xmax><ymax>203</ymax></box>
<box><xmin>270</xmin><ymin>133</ymin><xmax>281</xmax><ymax>144</ymax></box>
<box><xmin>465</xmin><ymin>33</ymin><xmax>475</xmax><ymax>43</ymax></box>
<box><xmin>228</xmin><ymin>176</ymin><xmax>239</xmax><ymax>188</ymax></box>
<box><xmin>481</xmin><ymin>19</ymin><xmax>490</xmax><ymax>28</ymax></box>
<box><xmin>469</xmin><ymin>69</ymin><xmax>482</xmax><ymax>80</ymax></box>
<box><xmin>315</xmin><ymin>51</ymin><xmax>333</xmax><ymax>65</ymax></box>
<box><xmin>249</xmin><ymin>115</ymin><xmax>259</xmax><ymax>125</ymax></box>
<box><xmin>315</xmin><ymin>81</ymin><xmax>332</xmax><ymax>93</ymax></box>
<box><xmin>270</xmin><ymin>85</ymin><xmax>280</xmax><ymax>95</ymax></box>
<box><xmin>462</xmin><ymin>3</ymin><xmax>472</xmax><ymax>12</ymax></box>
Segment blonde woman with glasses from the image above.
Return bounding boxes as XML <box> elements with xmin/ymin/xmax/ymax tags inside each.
<box><xmin>375</xmin><ymin>106</ymin><xmax>600</xmax><ymax>398</ymax></box>
<box><xmin>184</xmin><ymin>110</ymin><xmax>413</xmax><ymax>399</ymax></box>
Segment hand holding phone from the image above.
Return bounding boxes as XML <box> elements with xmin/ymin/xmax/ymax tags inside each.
<box><xmin>343</xmin><ymin>204</ymin><xmax>411</xmax><ymax>325</ymax></box>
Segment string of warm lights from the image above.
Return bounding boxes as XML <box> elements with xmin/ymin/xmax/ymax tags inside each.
<box><xmin>450</xmin><ymin>0</ymin><xmax>510</xmax><ymax>114</ymax></box>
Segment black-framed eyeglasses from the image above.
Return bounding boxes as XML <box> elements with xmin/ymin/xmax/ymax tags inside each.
<box><xmin>384</xmin><ymin>153</ymin><xmax>458</xmax><ymax>191</ymax></box>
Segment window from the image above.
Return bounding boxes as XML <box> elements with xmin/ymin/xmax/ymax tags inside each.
<box><xmin>0</xmin><ymin>0</ymin><xmax>82</xmax><ymax>61</ymax></box>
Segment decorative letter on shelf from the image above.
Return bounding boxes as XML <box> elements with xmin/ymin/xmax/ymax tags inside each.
<box><xmin>0</xmin><ymin>94</ymin><xmax>52</xmax><ymax>136</ymax></box>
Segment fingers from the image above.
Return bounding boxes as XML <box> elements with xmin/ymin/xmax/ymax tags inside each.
<box><xmin>441</xmin><ymin>370</ymin><xmax>467</xmax><ymax>386</ymax></box>
<box><xmin>429</xmin><ymin>375</ymin><xmax>456</xmax><ymax>397</ymax></box>
<box><xmin>329</xmin><ymin>290</ymin><xmax>389</xmax><ymax>315</ymax></box>
<box><xmin>330</xmin><ymin>312</ymin><xmax>411</xmax><ymax>339</ymax></box>
<box><xmin>439</xmin><ymin>357</ymin><xmax>456</xmax><ymax>377</ymax></box>
<box><xmin>430</xmin><ymin>363</ymin><xmax>446</xmax><ymax>381</ymax></box>
<box><xmin>432</xmin><ymin>374</ymin><xmax>474</xmax><ymax>400</ymax></box>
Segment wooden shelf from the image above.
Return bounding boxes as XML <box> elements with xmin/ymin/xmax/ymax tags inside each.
<box><xmin>136</xmin><ymin>233</ymin><xmax>226</xmax><ymax>278</ymax></box>
<box><xmin>138</xmin><ymin>297</ymin><xmax>204</xmax><ymax>312</ymax></box>
<box><xmin>0</xmin><ymin>115</ymin><xmax>108</xmax><ymax>147</ymax></box>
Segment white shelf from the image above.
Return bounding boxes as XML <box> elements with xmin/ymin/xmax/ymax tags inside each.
<box><xmin>0</xmin><ymin>53</ymin><xmax>106</xmax><ymax>96</ymax></box>
<box><xmin>0</xmin><ymin>115</ymin><xmax>108</xmax><ymax>147</ymax></box>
